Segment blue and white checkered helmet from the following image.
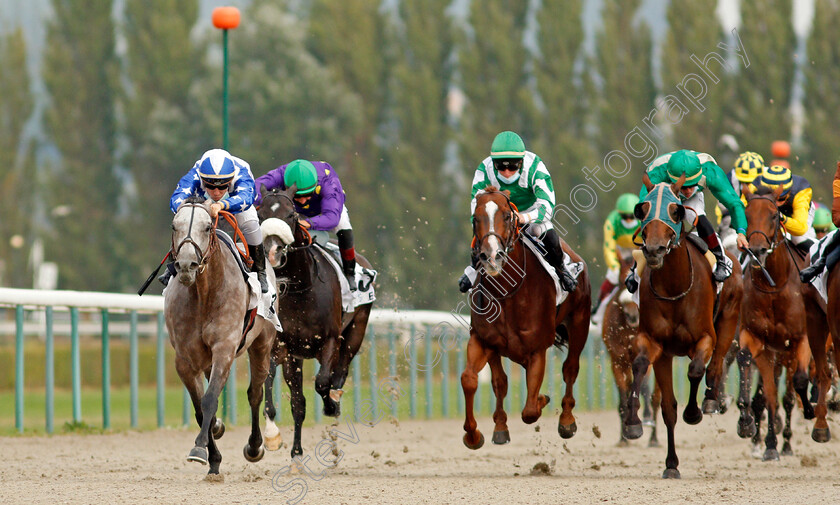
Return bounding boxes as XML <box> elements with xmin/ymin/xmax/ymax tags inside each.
<box><xmin>197</xmin><ymin>149</ymin><xmax>236</xmax><ymax>187</ymax></box>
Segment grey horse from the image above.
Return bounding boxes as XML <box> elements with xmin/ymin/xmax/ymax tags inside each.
<box><xmin>164</xmin><ymin>196</ymin><xmax>278</xmax><ymax>475</ymax></box>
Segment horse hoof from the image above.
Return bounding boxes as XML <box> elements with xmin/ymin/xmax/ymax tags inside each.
<box><xmin>762</xmin><ymin>448</ymin><xmax>780</xmax><ymax>462</ymax></box>
<box><xmin>212</xmin><ymin>419</ymin><xmax>226</xmax><ymax>440</ymax></box>
<box><xmin>243</xmin><ymin>443</ymin><xmax>265</xmax><ymax>463</ymax></box>
<box><xmin>492</xmin><ymin>430</ymin><xmax>511</xmax><ymax>445</ymax></box>
<box><xmin>781</xmin><ymin>442</ymin><xmax>793</xmax><ymax>457</ymax></box>
<box><xmin>558</xmin><ymin>421</ymin><xmax>577</xmax><ymax>439</ymax></box>
<box><xmin>662</xmin><ymin>468</ymin><xmax>681</xmax><ymax>479</ymax></box>
<box><xmin>682</xmin><ymin>408</ymin><xmax>702</xmax><ymax>425</ymax></box>
<box><xmin>737</xmin><ymin>415</ymin><xmax>756</xmax><ymax>438</ymax></box>
<box><xmin>623</xmin><ymin>423</ymin><xmax>643</xmax><ymax>440</ymax></box>
<box><xmin>187</xmin><ymin>446</ymin><xmax>208</xmax><ymax>465</ymax></box>
<box><xmin>702</xmin><ymin>399</ymin><xmax>720</xmax><ymax>415</ymax></box>
<box><xmin>463</xmin><ymin>431</ymin><xmax>485</xmax><ymax>450</ymax></box>
<box><xmin>812</xmin><ymin>427</ymin><xmax>831</xmax><ymax>443</ymax></box>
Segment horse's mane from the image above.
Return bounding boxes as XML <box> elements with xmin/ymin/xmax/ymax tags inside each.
<box><xmin>184</xmin><ymin>195</ymin><xmax>206</xmax><ymax>204</ymax></box>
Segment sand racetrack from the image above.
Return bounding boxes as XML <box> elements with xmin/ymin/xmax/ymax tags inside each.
<box><xmin>3</xmin><ymin>406</ymin><xmax>839</xmax><ymax>504</ymax></box>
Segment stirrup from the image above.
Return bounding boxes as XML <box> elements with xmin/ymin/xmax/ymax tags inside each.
<box><xmin>713</xmin><ymin>261</ymin><xmax>730</xmax><ymax>283</ymax></box>
<box><xmin>458</xmin><ymin>273</ymin><xmax>472</xmax><ymax>293</ymax></box>
<box><xmin>800</xmin><ymin>260</ymin><xmax>825</xmax><ymax>283</ymax></box>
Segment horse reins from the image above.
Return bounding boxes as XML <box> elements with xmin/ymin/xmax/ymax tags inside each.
<box><xmin>171</xmin><ymin>203</ymin><xmax>220</xmax><ymax>274</ymax></box>
<box><xmin>268</xmin><ymin>192</ymin><xmax>321</xmax><ymax>294</ymax></box>
<box><xmin>746</xmin><ymin>195</ymin><xmax>794</xmax><ymax>293</ymax></box>
<box><xmin>471</xmin><ymin>192</ymin><xmax>528</xmax><ymax>299</ymax></box>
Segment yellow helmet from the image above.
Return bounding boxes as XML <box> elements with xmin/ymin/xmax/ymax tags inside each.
<box><xmin>758</xmin><ymin>164</ymin><xmax>794</xmax><ymax>198</ymax></box>
<box><xmin>733</xmin><ymin>151</ymin><xmax>763</xmax><ymax>183</ymax></box>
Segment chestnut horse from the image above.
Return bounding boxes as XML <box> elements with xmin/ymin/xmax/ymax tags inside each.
<box><xmin>735</xmin><ymin>185</ymin><xmax>816</xmax><ymax>460</ymax></box>
<box><xmin>602</xmin><ymin>253</ymin><xmax>660</xmax><ymax>447</ymax></box>
<box><xmin>164</xmin><ymin>197</ymin><xmax>278</xmax><ymax>475</ymax></box>
<box><xmin>462</xmin><ymin>187</ymin><xmax>590</xmax><ymax>448</ymax></box>
<box><xmin>624</xmin><ymin>175</ymin><xmax>742</xmax><ymax>479</ymax></box>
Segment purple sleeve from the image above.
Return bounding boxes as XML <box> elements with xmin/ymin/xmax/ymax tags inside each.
<box><xmin>253</xmin><ymin>166</ymin><xmax>287</xmax><ymax>206</ymax></box>
<box><xmin>308</xmin><ymin>177</ymin><xmax>345</xmax><ymax>230</ymax></box>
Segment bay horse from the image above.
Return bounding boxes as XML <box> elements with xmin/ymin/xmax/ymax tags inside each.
<box><xmin>624</xmin><ymin>175</ymin><xmax>742</xmax><ymax>479</ymax></box>
<box><xmin>735</xmin><ymin>185</ymin><xmax>816</xmax><ymax>460</ymax></box>
<box><xmin>164</xmin><ymin>196</ymin><xmax>278</xmax><ymax>475</ymax></box>
<box><xmin>257</xmin><ymin>184</ymin><xmax>374</xmax><ymax>458</ymax></box>
<box><xmin>602</xmin><ymin>253</ymin><xmax>660</xmax><ymax>447</ymax></box>
<box><xmin>808</xmin><ymin>267</ymin><xmax>840</xmax><ymax>443</ymax></box>
<box><xmin>461</xmin><ymin>187</ymin><xmax>590</xmax><ymax>449</ymax></box>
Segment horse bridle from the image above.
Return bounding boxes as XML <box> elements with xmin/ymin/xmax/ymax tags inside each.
<box><xmin>171</xmin><ymin>203</ymin><xmax>218</xmax><ymax>274</ymax></box>
<box><xmin>746</xmin><ymin>195</ymin><xmax>785</xmax><ymax>255</ymax></box>
<box><xmin>472</xmin><ymin>192</ymin><xmax>521</xmax><ymax>257</ymax></box>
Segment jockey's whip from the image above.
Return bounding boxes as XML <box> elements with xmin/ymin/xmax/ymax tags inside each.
<box><xmin>744</xmin><ymin>248</ymin><xmax>776</xmax><ymax>287</ymax></box>
<box><xmin>137</xmin><ymin>251</ymin><xmax>171</xmax><ymax>296</ymax></box>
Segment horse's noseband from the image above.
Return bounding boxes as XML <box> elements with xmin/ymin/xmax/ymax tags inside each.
<box><xmin>172</xmin><ymin>203</ymin><xmax>218</xmax><ymax>274</ymax></box>
<box><xmin>473</xmin><ymin>195</ymin><xmax>521</xmax><ymax>257</ymax></box>
<box><xmin>746</xmin><ymin>196</ymin><xmax>784</xmax><ymax>254</ymax></box>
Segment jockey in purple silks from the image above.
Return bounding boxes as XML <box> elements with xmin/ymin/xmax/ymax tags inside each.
<box><xmin>254</xmin><ymin>159</ymin><xmax>358</xmax><ymax>289</ymax></box>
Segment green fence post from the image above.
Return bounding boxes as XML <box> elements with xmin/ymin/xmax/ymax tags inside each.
<box><xmin>156</xmin><ymin>312</ymin><xmax>166</xmax><ymax>428</ymax></box>
<box><xmin>586</xmin><ymin>338</ymin><xmax>595</xmax><ymax>410</ymax></box>
<box><xmin>228</xmin><ymin>359</ymin><xmax>237</xmax><ymax>426</ymax></box>
<box><xmin>600</xmin><ymin>341</ymin><xmax>608</xmax><ymax>410</ymax></box>
<box><xmin>409</xmin><ymin>324</ymin><xmax>417</xmax><ymax>419</ymax></box>
<box><xmin>456</xmin><ymin>332</ymin><xmax>465</xmax><ymax>416</ymax></box>
<box><xmin>503</xmin><ymin>358</ymin><xmax>511</xmax><ymax>413</ymax></box>
<box><xmin>15</xmin><ymin>305</ymin><xmax>24</xmax><ymax>433</ymax></box>
<box><xmin>314</xmin><ymin>361</ymin><xmax>323</xmax><ymax>424</ymax></box>
<box><xmin>352</xmin><ymin>354</ymin><xmax>361</xmax><ymax>421</ymax></box>
<box><xmin>388</xmin><ymin>325</ymin><xmax>397</xmax><ymax>418</ymax></box>
<box><xmin>424</xmin><ymin>325</ymin><xmax>433</xmax><ymax>419</ymax></box>
<box><xmin>45</xmin><ymin>306</ymin><xmax>54</xmax><ymax>434</ymax></box>
<box><xmin>101</xmin><ymin>309</ymin><xmax>111</xmax><ymax>429</ymax></box>
<box><xmin>71</xmin><ymin>307</ymin><xmax>81</xmax><ymax>423</ymax></box>
<box><xmin>368</xmin><ymin>329</ymin><xmax>377</xmax><ymax>419</ymax></box>
<box><xmin>441</xmin><ymin>347</ymin><xmax>449</xmax><ymax>418</ymax></box>
<box><xmin>547</xmin><ymin>346</ymin><xmax>556</xmax><ymax>408</ymax></box>
<box><xmin>520</xmin><ymin>367</ymin><xmax>527</xmax><ymax>411</ymax></box>
<box><xmin>273</xmin><ymin>371</ymin><xmax>282</xmax><ymax>422</ymax></box>
<box><xmin>182</xmin><ymin>387</ymin><xmax>190</xmax><ymax>426</ymax></box>
<box><xmin>129</xmin><ymin>311</ymin><xmax>138</xmax><ymax>428</ymax></box>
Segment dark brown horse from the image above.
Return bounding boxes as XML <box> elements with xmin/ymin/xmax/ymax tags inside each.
<box><xmin>257</xmin><ymin>184</ymin><xmax>374</xmax><ymax>458</ymax></box>
<box><xmin>461</xmin><ymin>187</ymin><xmax>590</xmax><ymax>449</ymax></box>
<box><xmin>164</xmin><ymin>197</ymin><xmax>278</xmax><ymax>475</ymax></box>
<box><xmin>736</xmin><ymin>185</ymin><xmax>816</xmax><ymax>460</ymax></box>
<box><xmin>602</xmin><ymin>253</ymin><xmax>660</xmax><ymax>447</ymax></box>
<box><xmin>624</xmin><ymin>175</ymin><xmax>743</xmax><ymax>479</ymax></box>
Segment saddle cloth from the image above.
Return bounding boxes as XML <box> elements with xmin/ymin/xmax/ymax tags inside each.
<box><xmin>807</xmin><ymin>229</ymin><xmax>838</xmax><ymax>304</ymax></box>
<box><xmin>313</xmin><ymin>241</ymin><xmax>377</xmax><ymax>312</ymax></box>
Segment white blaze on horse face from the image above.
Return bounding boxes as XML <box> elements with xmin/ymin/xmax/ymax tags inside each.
<box><xmin>483</xmin><ymin>201</ymin><xmax>502</xmax><ymax>271</ymax></box>
<box><xmin>172</xmin><ymin>205</ymin><xmax>212</xmax><ymax>268</ymax></box>
<box><xmin>260</xmin><ymin>218</ymin><xmax>295</xmax><ymax>245</ymax></box>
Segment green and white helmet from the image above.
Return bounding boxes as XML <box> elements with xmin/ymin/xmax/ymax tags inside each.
<box><xmin>666</xmin><ymin>150</ymin><xmax>703</xmax><ymax>186</ymax></box>
<box><xmin>616</xmin><ymin>193</ymin><xmax>640</xmax><ymax>214</ymax></box>
<box><xmin>490</xmin><ymin>131</ymin><xmax>526</xmax><ymax>159</ymax></box>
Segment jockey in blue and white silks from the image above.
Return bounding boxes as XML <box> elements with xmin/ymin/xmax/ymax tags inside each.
<box><xmin>164</xmin><ymin>149</ymin><xmax>268</xmax><ymax>292</ymax></box>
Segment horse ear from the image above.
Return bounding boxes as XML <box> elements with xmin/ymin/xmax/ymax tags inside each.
<box><xmin>634</xmin><ymin>201</ymin><xmax>649</xmax><ymax>221</ymax></box>
<box><xmin>669</xmin><ymin>202</ymin><xmax>686</xmax><ymax>223</ymax></box>
<box><xmin>671</xmin><ymin>173</ymin><xmax>687</xmax><ymax>195</ymax></box>
<box><xmin>287</xmin><ymin>183</ymin><xmax>298</xmax><ymax>196</ymax></box>
<box><xmin>642</xmin><ymin>173</ymin><xmax>654</xmax><ymax>192</ymax></box>
<box><xmin>773</xmin><ymin>185</ymin><xmax>784</xmax><ymax>199</ymax></box>
<box><xmin>743</xmin><ymin>184</ymin><xmax>754</xmax><ymax>200</ymax></box>
<box><xmin>260</xmin><ymin>183</ymin><xmax>268</xmax><ymax>199</ymax></box>
<box><xmin>502</xmin><ymin>190</ymin><xmax>511</xmax><ymax>198</ymax></box>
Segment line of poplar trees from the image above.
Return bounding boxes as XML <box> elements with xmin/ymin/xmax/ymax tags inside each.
<box><xmin>0</xmin><ymin>0</ymin><xmax>837</xmax><ymax>310</ymax></box>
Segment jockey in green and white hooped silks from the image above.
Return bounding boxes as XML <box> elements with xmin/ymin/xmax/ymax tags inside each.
<box><xmin>458</xmin><ymin>130</ymin><xmax>578</xmax><ymax>294</ymax></box>
<box><xmin>625</xmin><ymin>149</ymin><xmax>748</xmax><ymax>293</ymax></box>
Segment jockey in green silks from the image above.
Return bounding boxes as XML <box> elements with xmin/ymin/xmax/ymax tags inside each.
<box><xmin>625</xmin><ymin>149</ymin><xmax>749</xmax><ymax>293</ymax></box>
<box><xmin>458</xmin><ymin>131</ymin><xmax>578</xmax><ymax>294</ymax></box>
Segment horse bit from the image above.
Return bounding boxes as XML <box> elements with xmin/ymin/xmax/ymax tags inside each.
<box><xmin>171</xmin><ymin>203</ymin><xmax>218</xmax><ymax>274</ymax></box>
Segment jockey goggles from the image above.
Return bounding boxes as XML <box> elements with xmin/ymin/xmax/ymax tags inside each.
<box><xmin>493</xmin><ymin>158</ymin><xmax>523</xmax><ymax>173</ymax></box>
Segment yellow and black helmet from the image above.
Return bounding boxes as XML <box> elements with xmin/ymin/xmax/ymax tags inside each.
<box><xmin>733</xmin><ymin>151</ymin><xmax>763</xmax><ymax>183</ymax></box>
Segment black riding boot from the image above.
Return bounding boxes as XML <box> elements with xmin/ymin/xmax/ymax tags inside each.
<box><xmin>249</xmin><ymin>244</ymin><xmax>269</xmax><ymax>293</ymax></box>
<box><xmin>158</xmin><ymin>261</ymin><xmax>176</xmax><ymax>287</ymax></box>
<box><xmin>337</xmin><ymin>229</ymin><xmax>357</xmax><ymax>291</ymax></box>
<box><xmin>458</xmin><ymin>254</ymin><xmax>479</xmax><ymax>293</ymax></box>
<box><xmin>697</xmin><ymin>215</ymin><xmax>730</xmax><ymax>282</ymax></box>
<box><xmin>801</xmin><ymin>233</ymin><xmax>840</xmax><ymax>283</ymax></box>
<box><xmin>541</xmin><ymin>229</ymin><xmax>578</xmax><ymax>292</ymax></box>
<box><xmin>710</xmin><ymin>244</ymin><xmax>730</xmax><ymax>283</ymax></box>
<box><xmin>625</xmin><ymin>263</ymin><xmax>639</xmax><ymax>293</ymax></box>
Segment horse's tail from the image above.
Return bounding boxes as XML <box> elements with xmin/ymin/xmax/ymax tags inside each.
<box><xmin>553</xmin><ymin>324</ymin><xmax>569</xmax><ymax>349</ymax></box>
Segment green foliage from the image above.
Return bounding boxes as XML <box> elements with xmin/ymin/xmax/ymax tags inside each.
<box><xmin>0</xmin><ymin>29</ymin><xmax>35</xmax><ymax>288</ymax></box>
<box><xmin>660</xmin><ymin>0</ymin><xmax>731</xmax><ymax>155</ymax></box>
<box><xmin>730</xmin><ymin>0</ymin><xmax>795</xmax><ymax>157</ymax></box>
<box><xmin>803</xmin><ymin>0</ymin><xmax>840</xmax><ymax>203</ymax></box>
<box><xmin>43</xmin><ymin>0</ymin><xmax>123</xmax><ymax>291</ymax></box>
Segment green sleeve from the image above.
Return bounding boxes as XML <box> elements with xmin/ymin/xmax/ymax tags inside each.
<box><xmin>702</xmin><ymin>162</ymin><xmax>747</xmax><ymax>232</ymax></box>
<box><xmin>638</xmin><ymin>165</ymin><xmax>669</xmax><ymax>200</ymax></box>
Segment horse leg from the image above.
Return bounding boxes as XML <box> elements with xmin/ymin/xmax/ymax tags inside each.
<box><xmin>522</xmin><ymin>350</ymin><xmax>549</xmax><ymax>424</ymax></box>
<box><xmin>611</xmin><ymin>357</ymin><xmax>631</xmax><ymax>446</ymax></box>
<box><xmin>189</xmin><ymin>351</ymin><xmax>234</xmax><ymax>474</ymax></box>
<box><xmin>754</xmin><ymin>353</ymin><xmax>780</xmax><ymax>461</ymax></box>
<box><xmin>176</xmin><ymin>358</ymin><xmax>222</xmax><ymax>473</ymax></box>
<box><xmin>487</xmin><ymin>353</ymin><xmax>510</xmax><ymax>445</ymax></box>
<box><xmin>654</xmin><ymin>356</ymin><xmax>680</xmax><ymax>479</ymax></box>
<box><xmin>641</xmin><ymin>370</ymin><xmax>654</xmax><ymax>425</ymax></box>
<box><xmin>718</xmin><ymin>338</ymin><xmax>739</xmax><ymax>414</ymax></box>
<box><xmin>243</xmin><ymin>327</ymin><xmax>273</xmax><ymax>463</ymax></box>
<box><xmin>781</xmin><ymin>369</ymin><xmax>795</xmax><ymax>457</ymax></box>
<box><xmin>648</xmin><ymin>381</ymin><xmax>662</xmax><ymax>448</ymax></box>
<box><xmin>263</xmin><ymin>359</ymin><xmax>283</xmax><ymax>451</ymax></box>
<box><xmin>792</xmin><ymin>337</ymin><xmax>815</xmax><ymax>420</ymax></box>
<box><xmin>706</xmin><ymin>318</ymin><xmax>737</xmax><ymax>414</ymax></box>
<box><xmin>736</xmin><ymin>330</ymin><xmax>759</xmax><ymax>439</ymax></box>
<box><xmin>316</xmin><ymin>338</ymin><xmax>341</xmax><ymax>418</ymax></box>
<box><xmin>750</xmin><ymin>375</ymin><xmax>766</xmax><ymax>457</ymax></box>
<box><xmin>461</xmin><ymin>333</ymin><xmax>490</xmax><ymax>450</ymax></box>
<box><xmin>558</xmin><ymin>313</ymin><xmax>590</xmax><ymax>439</ymax></box>
<box><xmin>806</xmin><ymin>293</ymin><xmax>831</xmax><ymax>442</ymax></box>
<box><xmin>683</xmin><ymin>332</ymin><xmax>714</xmax><ymax>425</ymax></box>
<box><xmin>329</xmin><ymin>309</ymin><xmax>370</xmax><ymax>399</ymax></box>
<box><xmin>282</xmin><ymin>355</ymin><xmax>306</xmax><ymax>458</ymax></box>
<box><xmin>624</xmin><ymin>348</ymin><xmax>652</xmax><ymax>440</ymax></box>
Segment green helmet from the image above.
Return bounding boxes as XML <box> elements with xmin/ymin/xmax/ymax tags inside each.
<box><xmin>814</xmin><ymin>207</ymin><xmax>835</xmax><ymax>231</ymax></box>
<box><xmin>666</xmin><ymin>150</ymin><xmax>703</xmax><ymax>185</ymax></box>
<box><xmin>490</xmin><ymin>131</ymin><xmax>525</xmax><ymax>159</ymax></box>
<box><xmin>283</xmin><ymin>159</ymin><xmax>318</xmax><ymax>195</ymax></box>
<box><xmin>616</xmin><ymin>193</ymin><xmax>640</xmax><ymax>214</ymax></box>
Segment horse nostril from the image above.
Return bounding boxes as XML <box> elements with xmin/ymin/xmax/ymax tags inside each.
<box><xmin>478</xmin><ymin>252</ymin><xmax>488</xmax><ymax>262</ymax></box>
